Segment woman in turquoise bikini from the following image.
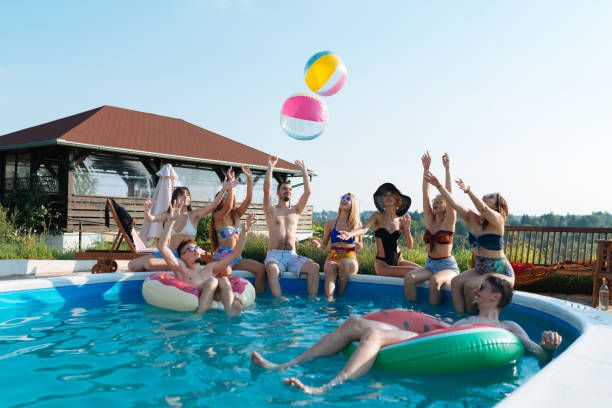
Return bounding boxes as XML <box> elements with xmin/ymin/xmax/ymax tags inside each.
<box><xmin>424</xmin><ymin>170</ymin><xmax>513</xmax><ymax>313</ymax></box>
<box><xmin>210</xmin><ymin>166</ymin><xmax>266</xmax><ymax>294</ymax></box>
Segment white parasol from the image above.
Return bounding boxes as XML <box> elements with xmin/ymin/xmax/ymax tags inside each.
<box><xmin>139</xmin><ymin>163</ymin><xmax>179</xmax><ymax>245</ymax></box>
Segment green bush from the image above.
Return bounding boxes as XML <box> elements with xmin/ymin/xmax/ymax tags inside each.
<box><xmin>1</xmin><ymin>189</ymin><xmax>61</xmax><ymax>234</ymax></box>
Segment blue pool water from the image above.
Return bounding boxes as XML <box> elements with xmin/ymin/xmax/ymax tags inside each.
<box><xmin>0</xmin><ymin>279</ymin><xmax>578</xmax><ymax>407</ymax></box>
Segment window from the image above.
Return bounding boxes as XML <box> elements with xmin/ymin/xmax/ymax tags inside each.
<box><xmin>73</xmin><ymin>154</ymin><xmax>154</xmax><ymax>198</ymax></box>
<box><xmin>34</xmin><ymin>161</ymin><xmax>60</xmax><ymax>194</ymax></box>
<box><xmin>4</xmin><ymin>153</ymin><xmax>30</xmax><ymax>191</ymax></box>
<box><xmin>173</xmin><ymin>166</ymin><xmax>221</xmax><ymax>202</ymax></box>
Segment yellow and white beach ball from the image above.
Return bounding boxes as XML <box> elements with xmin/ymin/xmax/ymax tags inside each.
<box><xmin>304</xmin><ymin>51</ymin><xmax>347</xmax><ymax>96</ymax></box>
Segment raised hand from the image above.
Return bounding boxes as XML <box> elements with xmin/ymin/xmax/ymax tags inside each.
<box><xmin>455</xmin><ymin>179</ymin><xmax>470</xmax><ymax>194</ymax></box>
<box><xmin>241</xmin><ymin>164</ymin><xmax>252</xmax><ymax>178</ymax></box>
<box><xmin>244</xmin><ymin>213</ymin><xmax>257</xmax><ymax>231</ymax></box>
<box><xmin>442</xmin><ymin>153</ymin><xmax>450</xmax><ymax>169</ymax></box>
<box><xmin>295</xmin><ymin>159</ymin><xmax>307</xmax><ymax>172</ymax></box>
<box><xmin>268</xmin><ymin>155</ymin><xmax>278</xmax><ymax>168</ymax></box>
<box><xmin>222</xmin><ymin>176</ymin><xmax>238</xmax><ymax>192</ymax></box>
<box><xmin>421</xmin><ymin>151</ymin><xmax>431</xmax><ymax>170</ymax></box>
<box><xmin>400</xmin><ymin>214</ymin><xmax>412</xmax><ymax>230</ymax></box>
<box><xmin>540</xmin><ymin>331</ymin><xmax>562</xmax><ymax>350</ymax></box>
<box><xmin>311</xmin><ymin>239</ymin><xmax>322</xmax><ymax>249</ymax></box>
<box><xmin>168</xmin><ymin>200</ymin><xmax>184</xmax><ymax>221</ymax></box>
<box><xmin>337</xmin><ymin>230</ymin><xmax>352</xmax><ymax>241</ymax></box>
<box><xmin>144</xmin><ymin>198</ymin><xmax>155</xmax><ymax>211</ymax></box>
<box><xmin>423</xmin><ymin>170</ymin><xmax>441</xmax><ymax>188</ymax></box>
<box><xmin>226</xmin><ymin>166</ymin><xmax>235</xmax><ymax>181</ymax></box>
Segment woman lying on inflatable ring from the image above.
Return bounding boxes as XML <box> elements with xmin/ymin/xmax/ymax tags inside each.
<box><xmin>157</xmin><ymin>200</ymin><xmax>257</xmax><ymax>316</ymax></box>
<box><xmin>251</xmin><ymin>275</ymin><xmax>563</xmax><ymax>394</ymax></box>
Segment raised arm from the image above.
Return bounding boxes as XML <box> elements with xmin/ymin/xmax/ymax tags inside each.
<box><xmin>456</xmin><ymin>179</ymin><xmax>504</xmax><ymax>227</ymax></box>
<box><xmin>424</xmin><ymin>170</ymin><xmax>475</xmax><ymax>223</ymax></box>
<box><xmin>292</xmin><ymin>160</ymin><xmax>311</xmax><ymax>215</ymax></box>
<box><xmin>213</xmin><ymin>214</ymin><xmax>256</xmax><ymax>274</ymax></box>
<box><xmin>400</xmin><ymin>214</ymin><xmax>414</xmax><ymax>249</ymax></box>
<box><xmin>143</xmin><ymin>198</ymin><xmax>170</xmax><ymax>223</ymax></box>
<box><xmin>442</xmin><ymin>153</ymin><xmax>452</xmax><ymax>192</ymax></box>
<box><xmin>338</xmin><ymin>213</ymin><xmax>378</xmax><ymax>240</ymax></box>
<box><xmin>421</xmin><ymin>152</ymin><xmax>433</xmax><ymax>221</ymax></box>
<box><xmin>192</xmin><ymin>176</ymin><xmax>236</xmax><ymax>220</ymax></box>
<box><xmin>263</xmin><ymin>155</ymin><xmax>277</xmax><ymax>212</ymax></box>
<box><xmin>503</xmin><ymin>321</ymin><xmax>562</xmax><ymax>363</ymax></box>
<box><xmin>311</xmin><ymin>220</ymin><xmax>333</xmax><ymax>250</ymax></box>
<box><xmin>156</xmin><ymin>202</ymin><xmax>183</xmax><ymax>274</ymax></box>
<box><xmin>236</xmin><ymin>165</ymin><xmax>253</xmax><ymax>217</ymax></box>
<box><xmin>213</xmin><ymin>168</ymin><xmax>236</xmax><ymax>222</ymax></box>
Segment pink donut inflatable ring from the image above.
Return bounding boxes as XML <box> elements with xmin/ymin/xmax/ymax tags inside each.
<box><xmin>142</xmin><ymin>272</ymin><xmax>256</xmax><ymax>312</ymax></box>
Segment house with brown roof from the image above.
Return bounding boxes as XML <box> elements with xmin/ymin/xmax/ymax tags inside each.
<box><xmin>0</xmin><ymin>105</ymin><xmax>313</xmax><ymax>245</ymax></box>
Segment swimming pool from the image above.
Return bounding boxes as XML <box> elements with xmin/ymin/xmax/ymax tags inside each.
<box><xmin>0</xmin><ymin>271</ymin><xmax>610</xmax><ymax>407</ymax></box>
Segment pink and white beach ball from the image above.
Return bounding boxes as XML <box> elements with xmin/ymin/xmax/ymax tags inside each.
<box><xmin>280</xmin><ymin>93</ymin><xmax>328</xmax><ymax>141</ymax></box>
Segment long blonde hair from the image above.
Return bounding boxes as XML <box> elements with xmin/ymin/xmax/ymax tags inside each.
<box><xmin>337</xmin><ymin>192</ymin><xmax>361</xmax><ymax>230</ymax></box>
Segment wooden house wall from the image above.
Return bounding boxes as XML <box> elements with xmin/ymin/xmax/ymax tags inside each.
<box><xmin>66</xmin><ymin>195</ymin><xmax>313</xmax><ymax>235</ymax></box>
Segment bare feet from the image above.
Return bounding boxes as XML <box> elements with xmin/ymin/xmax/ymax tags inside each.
<box><xmin>283</xmin><ymin>377</ymin><xmax>326</xmax><ymax>394</ymax></box>
<box><xmin>250</xmin><ymin>351</ymin><xmax>281</xmax><ymax>369</ymax></box>
<box><xmin>326</xmin><ymin>296</ymin><xmax>335</xmax><ymax>302</ymax></box>
<box><xmin>228</xmin><ymin>297</ymin><xmax>243</xmax><ymax>316</ymax></box>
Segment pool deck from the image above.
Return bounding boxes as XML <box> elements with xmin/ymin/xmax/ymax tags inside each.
<box><xmin>1</xmin><ymin>264</ymin><xmax>611</xmax><ymax>407</ymax></box>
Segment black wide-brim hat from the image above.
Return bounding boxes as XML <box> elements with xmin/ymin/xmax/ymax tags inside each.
<box><xmin>373</xmin><ymin>183</ymin><xmax>411</xmax><ymax>217</ymax></box>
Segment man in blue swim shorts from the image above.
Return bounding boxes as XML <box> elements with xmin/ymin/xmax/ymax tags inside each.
<box><xmin>263</xmin><ymin>156</ymin><xmax>321</xmax><ymax>298</ymax></box>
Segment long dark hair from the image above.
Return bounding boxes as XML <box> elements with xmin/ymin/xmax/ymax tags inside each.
<box><xmin>168</xmin><ymin>187</ymin><xmax>193</xmax><ymax>213</ymax></box>
<box><xmin>209</xmin><ymin>195</ymin><xmax>240</xmax><ymax>251</ymax></box>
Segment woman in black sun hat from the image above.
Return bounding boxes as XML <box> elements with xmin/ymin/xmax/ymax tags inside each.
<box><xmin>338</xmin><ymin>183</ymin><xmax>421</xmax><ymax>277</ymax></box>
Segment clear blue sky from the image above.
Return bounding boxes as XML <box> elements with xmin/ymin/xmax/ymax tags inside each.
<box><xmin>1</xmin><ymin>1</ymin><xmax>611</xmax><ymax>215</ymax></box>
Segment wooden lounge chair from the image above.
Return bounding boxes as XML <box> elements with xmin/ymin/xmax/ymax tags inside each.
<box><xmin>75</xmin><ymin>198</ymin><xmax>152</xmax><ymax>273</ymax></box>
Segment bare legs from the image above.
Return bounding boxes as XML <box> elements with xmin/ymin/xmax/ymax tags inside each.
<box><xmin>234</xmin><ymin>258</ymin><xmax>266</xmax><ymax>294</ymax></box>
<box><xmin>324</xmin><ymin>259</ymin><xmax>357</xmax><ymax>301</ymax></box>
<box><xmin>374</xmin><ymin>259</ymin><xmax>420</xmax><ymax>278</ymax></box>
<box><xmin>300</xmin><ymin>260</ymin><xmax>321</xmax><ymax>297</ymax></box>
<box><xmin>404</xmin><ymin>268</ymin><xmax>457</xmax><ymax>304</ymax></box>
<box><xmin>265</xmin><ymin>262</ymin><xmax>283</xmax><ymax>298</ymax></box>
<box><xmin>128</xmin><ymin>254</ymin><xmax>171</xmax><ymax>272</ymax></box>
<box><xmin>266</xmin><ymin>260</ymin><xmax>321</xmax><ymax>298</ymax></box>
<box><xmin>196</xmin><ymin>276</ymin><xmax>242</xmax><ymax>316</ymax></box>
<box><xmin>251</xmin><ymin>317</ymin><xmax>416</xmax><ymax>394</ymax></box>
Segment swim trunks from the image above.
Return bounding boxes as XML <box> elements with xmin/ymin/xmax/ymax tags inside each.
<box><xmin>264</xmin><ymin>249</ymin><xmax>312</xmax><ymax>276</ymax></box>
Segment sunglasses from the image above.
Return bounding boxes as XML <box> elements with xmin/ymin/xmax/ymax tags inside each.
<box><xmin>477</xmin><ymin>281</ymin><xmax>500</xmax><ymax>293</ymax></box>
<box><xmin>341</xmin><ymin>195</ymin><xmax>351</xmax><ymax>202</ymax></box>
<box><xmin>432</xmin><ymin>198</ymin><xmax>443</xmax><ymax>204</ymax></box>
<box><xmin>182</xmin><ymin>245</ymin><xmax>201</xmax><ymax>256</ymax></box>
<box><xmin>483</xmin><ymin>193</ymin><xmax>498</xmax><ymax>200</ymax></box>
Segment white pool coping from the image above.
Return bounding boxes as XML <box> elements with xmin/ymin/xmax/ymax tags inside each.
<box><xmin>0</xmin><ymin>270</ymin><xmax>611</xmax><ymax>406</ymax></box>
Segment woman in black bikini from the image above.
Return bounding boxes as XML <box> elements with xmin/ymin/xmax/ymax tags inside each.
<box><xmin>424</xmin><ymin>170</ymin><xmax>514</xmax><ymax>313</ymax></box>
<box><xmin>312</xmin><ymin>193</ymin><xmax>363</xmax><ymax>301</ymax></box>
<box><xmin>404</xmin><ymin>152</ymin><xmax>460</xmax><ymax>304</ymax></box>
<box><xmin>339</xmin><ymin>184</ymin><xmax>420</xmax><ymax>278</ymax></box>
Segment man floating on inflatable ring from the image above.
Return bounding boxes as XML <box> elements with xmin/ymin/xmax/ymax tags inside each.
<box><xmin>251</xmin><ymin>275</ymin><xmax>562</xmax><ymax>394</ymax></box>
<box><xmin>158</xmin><ymin>200</ymin><xmax>257</xmax><ymax>316</ymax></box>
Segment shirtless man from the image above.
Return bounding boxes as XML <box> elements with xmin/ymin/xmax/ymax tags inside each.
<box><xmin>157</xmin><ymin>201</ymin><xmax>257</xmax><ymax>316</ymax></box>
<box><xmin>263</xmin><ymin>156</ymin><xmax>320</xmax><ymax>297</ymax></box>
<box><xmin>251</xmin><ymin>275</ymin><xmax>562</xmax><ymax>394</ymax></box>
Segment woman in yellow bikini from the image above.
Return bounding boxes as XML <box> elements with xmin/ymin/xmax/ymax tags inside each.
<box><xmin>312</xmin><ymin>193</ymin><xmax>363</xmax><ymax>301</ymax></box>
<box><xmin>209</xmin><ymin>166</ymin><xmax>266</xmax><ymax>294</ymax></box>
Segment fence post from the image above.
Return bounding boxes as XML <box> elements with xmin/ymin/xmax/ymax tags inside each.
<box><xmin>78</xmin><ymin>222</ymin><xmax>82</xmax><ymax>252</ymax></box>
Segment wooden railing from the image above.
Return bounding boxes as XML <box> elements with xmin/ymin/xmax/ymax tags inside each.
<box><xmin>504</xmin><ymin>226</ymin><xmax>612</xmax><ymax>266</ymax></box>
